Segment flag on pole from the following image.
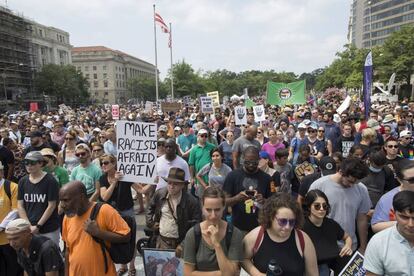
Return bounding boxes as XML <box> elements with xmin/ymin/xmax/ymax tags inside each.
<box><xmin>363</xmin><ymin>51</ymin><xmax>373</xmax><ymax>118</ymax></box>
<box><xmin>266</xmin><ymin>80</ymin><xmax>306</xmax><ymax>105</ymax></box>
<box><xmin>155</xmin><ymin>13</ymin><xmax>169</xmax><ymax>33</ymax></box>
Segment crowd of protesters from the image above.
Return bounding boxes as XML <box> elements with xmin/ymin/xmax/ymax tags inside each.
<box><xmin>0</xmin><ymin>96</ymin><xmax>413</xmax><ymax>276</ymax></box>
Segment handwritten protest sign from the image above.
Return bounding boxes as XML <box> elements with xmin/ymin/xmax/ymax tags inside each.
<box><xmin>206</xmin><ymin>91</ymin><xmax>220</xmax><ymax>108</ymax></box>
<box><xmin>235</xmin><ymin>106</ymin><xmax>247</xmax><ymax>125</ymax></box>
<box><xmin>253</xmin><ymin>105</ymin><xmax>266</xmax><ymax>122</ymax></box>
<box><xmin>200</xmin><ymin>96</ymin><xmax>214</xmax><ymax>113</ymax></box>
<box><xmin>339</xmin><ymin>251</ymin><xmax>365</xmax><ymax>276</ymax></box>
<box><xmin>161</xmin><ymin>102</ymin><xmax>182</xmax><ymax>113</ymax></box>
<box><xmin>112</xmin><ymin>105</ymin><xmax>120</xmax><ymax>120</ymax></box>
<box><xmin>145</xmin><ymin>101</ymin><xmax>153</xmax><ymax>113</ymax></box>
<box><xmin>116</xmin><ymin>121</ymin><xmax>157</xmax><ymax>184</ymax></box>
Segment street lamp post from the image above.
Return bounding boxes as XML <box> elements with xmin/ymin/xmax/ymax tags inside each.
<box><xmin>2</xmin><ymin>63</ymin><xmax>24</xmax><ymax>110</ymax></box>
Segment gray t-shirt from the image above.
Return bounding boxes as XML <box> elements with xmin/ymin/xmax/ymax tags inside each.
<box><xmin>232</xmin><ymin>136</ymin><xmax>261</xmax><ymax>166</ymax></box>
<box><xmin>197</xmin><ymin>163</ymin><xmax>232</xmax><ymax>187</ymax></box>
<box><xmin>309</xmin><ymin>175</ymin><xmax>372</xmax><ymax>250</ymax></box>
<box><xmin>183</xmin><ymin>224</ymin><xmax>244</xmax><ymax>271</ymax></box>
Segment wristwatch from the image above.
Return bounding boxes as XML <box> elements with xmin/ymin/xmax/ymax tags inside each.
<box><xmin>36</xmin><ymin>224</ymin><xmax>42</xmax><ymax>229</ymax></box>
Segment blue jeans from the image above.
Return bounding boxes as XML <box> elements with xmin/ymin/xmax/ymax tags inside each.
<box><xmin>318</xmin><ymin>263</ymin><xmax>331</xmax><ymax>276</ymax></box>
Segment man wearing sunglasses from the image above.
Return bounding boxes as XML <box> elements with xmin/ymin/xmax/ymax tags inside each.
<box><xmin>23</xmin><ymin>131</ymin><xmax>50</xmax><ymax>156</ymax></box>
<box><xmin>372</xmin><ymin>159</ymin><xmax>414</xmax><ymax>233</ymax></box>
<box><xmin>384</xmin><ymin>138</ymin><xmax>404</xmax><ymax>173</ymax></box>
<box><xmin>398</xmin><ymin>130</ymin><xmax>414</xmax><ymax>160</ymax></box>
<box><xmin>69</xmin><ymin>144</ymin><xmax>102</xmax><ymax>202</ymax></box>
<box><xmin>364</xmin><ymin>190</ymin><xmax>414</xmax><ymax>276</ymax></box>
<box><xmin>309</xmin><ymin>157</ymin><xmax>371</xmax><ymax>257</ymax></box>
<box><xmin>17</xmin><ymin>151</ymin><xmax>60</xmax><ymax>246</ymax></box>
<box><xmin>231</xmin><ymin>125</ymin><xmax>261</xmax><ymax>169</ymax></box>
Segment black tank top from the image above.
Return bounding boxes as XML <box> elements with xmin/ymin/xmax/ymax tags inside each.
<box><xmin>252</xmin><ymin>229</ymin><xmax>305</xmax><ymax>275</ymax></box>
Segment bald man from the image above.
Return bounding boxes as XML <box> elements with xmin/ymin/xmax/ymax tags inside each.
<box><xmin>232</xmin><ymin>125</ymin><xmax>261</xmax><ymax>169</ymax></box>
<box><xmin>60</xmin><ymin>181</ymin><xmax>130</xmax><ymax>276</ymax></box>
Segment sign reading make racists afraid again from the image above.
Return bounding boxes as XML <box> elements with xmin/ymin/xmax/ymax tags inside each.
<box><xmin>116</xmin><ymin>121</ymin><xmax>157</xmax><ymax>184</ymax></box>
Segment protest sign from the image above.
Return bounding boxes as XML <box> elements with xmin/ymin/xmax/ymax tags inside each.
<box><xmin>339</xmin><ymin>251</ymin><xmax>365</xmax><ymax>276</ymax></box>
<box><xmin>294</xmin><ymin>161</ymin><xmax>316</xmax><ymax>181</ymax></box>
<box><xmin>253</xmin><ymin>105</ymin><xmax>266</xmax><ymax>122</ymax></box>
<box><xmin>112</xmin><ymin>105</ymin><xmax>120</xmax><ymax>120</ymax></box>
<box><xmin>30</xmin><ymin>102</ymin><xmax>38</xmax><ymax>112</ymax></box>
<box><xmin>234</xmin><ymin>106</ymin><xmax>247</xmax><ymax>125</ymax></box>
<box><xmin>206</xmin><ymin>91</ymin><xmax>220</xmax><ymax>108</ymax></box>
<box><xmin>145</xmin><ymin>101</ymin><xmax>153</xmax><ymax>113</ymax></box>
<box><xmin>183</xmin><ymin>96</ymin><xmax>191</xmax><ymax>106</ymax></box>
<box><xmin>200</xmin><ymin>96</ymin><xmax>214</xmax><ymax>113</ymax></box>
<box><xmin>161</xmin><ymin>102</ymin><xmax>182</xmax><ymax>113</ymax></box>
<box><xmin>116</xmin><ymin>121</ymin><xmax>157</xmax><ymax>184</ymax></box>
<box><xmin>337</xmin><ymin>96</ymin><xmax>351</xmax><ymax>114</ymax></box>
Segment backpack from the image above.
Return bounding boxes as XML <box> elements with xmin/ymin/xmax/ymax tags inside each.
<box><xmin>252</xmin><ymin>226</ymin><xmax>305</xmax><ymax>256</ymax></box>
<box><xmin>3</xmin><ymin>180</ymin><xmax>11</xmax><ymax>200</ymax></box>
<box><xmin>89</xmin><ymin>203</ymin><xmax>137</xmax><ymax>273</ymax></box>
<box><xmin>193</xmin><ymin>222</ymin><xmax>233</xmax><ymax>253</ymax></box>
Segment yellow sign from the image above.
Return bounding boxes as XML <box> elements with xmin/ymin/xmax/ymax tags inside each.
<box><xmin>206</xmin><ymin>91</ymin><xmax>220</xmax><ymax>108</ymax></box>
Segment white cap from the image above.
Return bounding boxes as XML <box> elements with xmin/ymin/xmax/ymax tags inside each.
<box><xmin>198</xmin><ymin>129</ymin><xmax>208</xmax><ymax>135</ymax></box>
<box><xmin>400</xmin><ymin>130</ymin><xmax>412</xmax><ymax>138</ymax></box>
<box><xmin>333</xmin><ymin>114</ymin><xmax>341</xmax><ymax>123</ymax></box>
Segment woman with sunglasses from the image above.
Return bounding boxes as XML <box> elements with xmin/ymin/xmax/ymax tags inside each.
<box><xmin>256</xmin><ymin>127</ymin><xmax>269</xmax><ymax>147</ymax></box>
<box><xmin>243</xmin><ymin>193</ymin><xmax>318</xmax><ymax>276</ymax></box>
<box><xmin>99</xmin><ymin>154</ymin><xmax>140</xmax><ymax>276</ymax></box>
<box><xmin>91</xmin><ymin>142</ymin><xmax>104</xmax><ymax>169</ymax></box>
<box><xmin>183</xmin><ymin>186</ymin><xmax>243</xmax><ymax>275</ymax></box>
<box><xmin>57</xmin><ymin>130</ymin><xmax>79</xmax><ymax>176</ymax></box>
<box><xmin>303</xmin><ymin>190</ymin><xmax>352</xmax><ymax>276</ymax></box>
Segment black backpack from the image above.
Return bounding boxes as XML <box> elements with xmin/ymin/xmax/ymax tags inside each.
<box><xmin>193</xmin><ymin>222</ymin><xmax>233</xmax><ymax>252</ymax></box>
<box><xmin>89</xmin><ymin>203</ymin><xmax>136</xmax><ymax>273</ymax></box>
<box><xmin>3</xmin><ymin>180</ymin><xmax>11</xmax><ymax>200</ymax></box>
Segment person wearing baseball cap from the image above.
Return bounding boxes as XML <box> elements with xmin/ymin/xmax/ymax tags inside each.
<box><xmin>0</xmin><ymin>161</ymin><xmax>21</xmax><ymax>276</ymax></box>
<box><xmin>5</xmin><ymin>218</ymin><xmax>64</xmax><ymax>276</ymax></box>
<box><xmin>24</xmin><ymin>130</ymin><xmax>51</xmax><ymax>156</ymax></box>
<box><xmin>399</xmin><ymin>130</ymin><xmax>414</xmax><ymax>160</ymax></box>
<box><xmin>41</xmin><ymin>148</ymin><xmax>69</xmax><ymax>188</ymax></box>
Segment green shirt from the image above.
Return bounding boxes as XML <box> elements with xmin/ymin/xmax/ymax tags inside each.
<box><xmin>70</xmin><ymin>163</ymin><xmax>102</xmax><ymax>195</ymax></box>
<box><xmin>189</xmin><ymin>142</ymin><xmax>216</xmax><ymax>188</ymax></box>
<box><xmin>43</xmin><ymin>166</ymin><xmax>70</xmax><ymax>188</ymax></box>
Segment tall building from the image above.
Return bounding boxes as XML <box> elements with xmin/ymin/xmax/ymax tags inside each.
<box><xmin>348</xmin><ymin>0</ymin><xmax>414</xmax><ymax>48</ymax></box>
<box><xmin>71</xmin><ymin>46</ymin><xmax>156</xmax><ymax>104</ymax></box>
<box><xmin>0</xmin><ymin>5</ymin><xmax>72</xmax><ymax>107</ymax></box>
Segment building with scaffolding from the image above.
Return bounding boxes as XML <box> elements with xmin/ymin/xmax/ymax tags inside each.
<box><xmin>0</xmin><ymin>5</ymin><xmax>72</xmax><ymax>110</ymax></box>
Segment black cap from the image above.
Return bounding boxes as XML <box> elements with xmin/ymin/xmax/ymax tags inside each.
<box><xmin>319</xmin><ymin>156</ymin><xmax>337</xmax><ymax>175</ymax></box>
<box><xmin>28</xmin><ymin>131</ymin><xmax>43</xmax><ymax>138</ymax></box>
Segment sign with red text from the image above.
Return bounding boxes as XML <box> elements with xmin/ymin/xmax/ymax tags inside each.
<box><xmin>112</xmin><ymin>105</ymin><xmax>120</xmax><ymax>120</ymax></box>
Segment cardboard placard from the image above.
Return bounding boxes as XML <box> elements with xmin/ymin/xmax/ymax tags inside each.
<box><xmin>339</xmin><ymin>251</ymin><xmax>365</xmax><ymax>276</ymax></box>
<box><xmin>200</xmin><ymin>96</ymin><xmax>214</xmax><ymax>114</ymax></box>
<box><xmin>30</xmin><ymin>102</ymin><xmax>38</xmax><ymax>112</ymax></box>
<box><xmin>145</xmin><ymin>101</ymin><xmax>153</xmax><ymax>113</ymax></box>
<box><xmin>253</xmin><ymin>105</ymin><xmax>266</xmax><ymax>122</ymax></box>
<box><xmin>234</xmin><ymin>106</ymin><xmax>247</xmax><ymax>125</ymax></box>
<box><xmin>294</xmin><ymin>161</ymin><xmax>316</xmax><ymax>181</ymax></box>
<box><xmin>206</xmin><ymin>91</ymin><xmax>220</xmax><ymax>108</ymax></box>
<box><xmin>116</xmin><ymin>121</ymin><xmax>157</xmax><ymax>184</ymax></box>
<box><xmin>161</xmin><ymin>102</ymin><xmax>182</xmax><ymax>113</ymax></box>
<box><xmin>112</xmin><ymin>105</ymin><xmax>120</xmax><ymax>120</ymax></box>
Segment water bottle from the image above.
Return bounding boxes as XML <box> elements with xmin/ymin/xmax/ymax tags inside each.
<box><xmin>267</xmin><ymin>259</ymin><xmax>283</xmax><ymax>276</ymax></box>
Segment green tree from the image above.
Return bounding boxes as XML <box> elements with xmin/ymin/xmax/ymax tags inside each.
<box><xmin>34</xmin><ymin>64</ymin><xmax>89</xmax><ymax>104</ymax></box>
<box><xmin>127</xmin><ymin>76</ymin><xmax>167</xmax><ymax>102</ymax></box>
<box><xmin>169</xmin><ymin>60</ymin><xmax>205</xmax><ymax>98</ymax></box>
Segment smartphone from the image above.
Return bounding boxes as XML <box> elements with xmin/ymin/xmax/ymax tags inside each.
<box><xmin>245</xmin><ymin>190</ymin><xmax>255</xmax><ymax>197</ymax></box>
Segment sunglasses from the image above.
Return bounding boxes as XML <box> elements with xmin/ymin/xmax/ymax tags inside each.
<box><xmin>308</xmin><ymin>129</ymin><xmax>316</xmax><ymax>133</ymax></box>
<box><xmin>400</xmin><ymin>176</ymin><xmax>414</xmax><ymax>184</ymax></box>
<box><xmin>157</xmin><ymin>143</ymin><xmax>165</xmax><ymax>147</ymax></box>
<box><xmin>24</xmin><ymin>160</ymin><xmax>40</xmax><ymax>166</ymax></box>
<box><xmin>313</xmin><ymin>203</ymin><xmax>329</xmax><ymax>211</ymax></box>
<box><xmin>199</xmin><ymin>134</ymin><xmax>207</xmax><ymax>138</ymax></box>
<box><xmin>387</xmin><ymin>145</ymin><xmax>399</xmax><ymax>149</ymax></box>
<box><xmin>65</xmin><ymin>137</ymin><xmax>75</xmax><ymax>140</ymax></box>
<box><xmin>318</xmin><ymin>130</ymin><xmax>325</xmax><ymax>133</ymax></box>
<box><xmin>275</xmin><ymin>217</ymin><xmax>296</xmax><ymax>228</ymax></box>
<box><xmin>244</xmin><ymin>160</ymin><xmax>259</xmax><ymax>166</ymax></box>
<box><xmin>75</xmin><ymin>152</ymin><xmax>87</xmax><ymax>157</ymax></box>
<box><xmin>101</xmin><ymin>161</ymin><xmax>111</xmax><ymax>166</ymax></box>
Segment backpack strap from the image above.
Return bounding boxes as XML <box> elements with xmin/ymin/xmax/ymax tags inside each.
<box><xmin>224</xmin><ymin>223</ymin><xmax>233</xmax><ymax>250</ymax></box>
<box><xmin>296</xmin><ymin>229</ymin><xmax>305</xmax><ymax>254</ymax></box>
<box><xmin>252</xmin><ymin>226</ymin><xmax>265</xmax><ymax>256</ymax></box>
<box><xmin>29</xmin><ymin>235</ymin><xmax>50</xmax><ymax>263</ymax></box>
<box><xmin>89</xmin><ymin>203</ymin><xmax>109</xmax><ymax>273</ymax></box>
<box><xmin>3</xmin><ymin>180</ymin><xmax>11</xmax><ymax>201</ymax></box>
<box><xmin>193</xmin><ymin>223</ymin><xmax>202</xmax><ymax>253</ymax></box>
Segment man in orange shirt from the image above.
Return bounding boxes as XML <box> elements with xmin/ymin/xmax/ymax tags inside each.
<box><xmin>60</xmin><ymin>181</ymin><xmax>130</xmax><ymax>276</ymax></box>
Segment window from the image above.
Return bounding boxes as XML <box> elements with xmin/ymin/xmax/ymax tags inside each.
<box><xmin>104</xmin><ymin>91</ymin><xmax>108</xmax><ymax>96</ymax></box>
<box><xmin>39</xmin><ymin>29</ymin><xmax>43</xmax><ymax>37</ymax></box>
<box><xmin>103</xmin><ymin>73</ymin><xmax>107</xmax><ymax>79</ymax></box>
<box><xmin>94</xmin><ymin>74</ymin><xmax>97</xmax><ymax>79</ymax></box>
<box><xmin>104</xmin><ymin>80</ymin><xmax>108</xmax><ymax>88</ymax></box>
<box><xmin>94</xmin><ymin>81</ymin><xmax>98</xmax><ymax>88</ymax></box>
<box><xmin>93</xmin><ymin>66</ymin><xmax>97</xmax><ymax>71</ymax></box>
<box><xmin>85</xmin><ymin>66</ymin><xmax>89</xmax><ymax>71</ymax></box>
<box><xmin>103</xmin><ymin>66</ymin><xmax>107</xmax><ymax>71</ymax></box>
<box><xmin>85</xmin><ymin>74</ymin><xmax>90</xmax><ymax>78</ymax></box>
<box><xmin>95</xmin><ymin>92</ymin><xmax>98</xmax><ymax>96</ymax></box>
<box><xmin>116</xmin><ymin>81</ymin><xmax>118</xmax><ymax>87</ymax></box>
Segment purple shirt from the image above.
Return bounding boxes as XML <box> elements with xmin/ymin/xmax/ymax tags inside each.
<box><xmin>261</xmin><ymin>142</ymin><xmax>285</xmax><ymax>162</ymax></box>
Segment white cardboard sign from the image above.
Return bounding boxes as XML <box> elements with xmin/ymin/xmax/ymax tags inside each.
<box><xmin>253</xmin><ymin>105</ymin><xmax>266</xmax><ymax>122</ymax></box>
<box><xmin>234</xmin><ymin>106</ymin><xmax>247</xmax><ymax>125</ymax></box>
<box><xmin>200</xmin><ymin>96</ymin><xmax>214</xmax><ymax>114</ymax></box>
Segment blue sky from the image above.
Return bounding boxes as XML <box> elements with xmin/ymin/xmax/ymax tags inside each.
<box><xmin>7</xmin><ymin>0</ymin><xmax>350</xmax><ymax>78</ymax></box>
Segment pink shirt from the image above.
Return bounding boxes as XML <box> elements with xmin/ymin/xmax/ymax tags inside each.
<box><xmin>261</xmin><ymin>142</ymin><xmax>286</xmax><ymax>162</ymax></box>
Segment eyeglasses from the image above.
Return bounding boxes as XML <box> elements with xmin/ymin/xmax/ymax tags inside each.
<box><xmin>199</xmin><ymin>134</ymin><xmax>208</xmax><ymax>138</ymax></box>
<box><xmin>230</xmin><ymin>121</ymin><xmax>235</xmax><ymax>124</ymax></box>
<box><xmin>313</xmin><ymin>203</ymin><xmax>329</xmax><ymax>211</ymax></box>
<box><xmin>157</xmin><ymin>143</ymin><xmax>165</xmax><ymax>147</ymax></box>
<box><xmin>24</xmin><ymin>160</ymin><xmax>40</xmax><ymax>166</ymax></box>
<box><xmin>404</xmin><ymin>137</ymin><xmax>411</xmax><ymax>140</ymax></box>
<box><xmin>387</xmin><ymin>145</ymin><xmax>399</xmax><ymax>149</ymax></box>
<box><xmin>101</xmin><ymin>161</ymin><xmax>111</xmax><ymax>166</ymax></box>
<box><xmin>75</xmin><ymin>152</ymin><xmax>87</xmax><ymax>157</ymax></box>
<box><xmin>399</xmin><ymin>176</ymin><xmax>414</xmax><ymax>184</ymax></box>
<box><xmin>308</xmin><ymin>129</ymin><xmax>316</xmax><ymax>133</ymax></box>
<box><xmin>65</xmin><ymin>137</ymin><xmax>74</xmax><ymax>140</ymax></box>
<box><xmin>318</xmin><ymin>130</ymin><xmax>325</xmax><ymax>133</ymax></box>
<box><xmin>275</xmin><ymin>217</ymin><xmax>296</xmax><ymax>228</ymax></box>
<box><xmin>244</xmin><ymin>160</ymin><xmax>259</xmax><ymax>166</ymax></box>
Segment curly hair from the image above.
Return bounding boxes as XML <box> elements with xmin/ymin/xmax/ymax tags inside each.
<box><xmin>258</xmin><ymin>193</ymin><xmax>304</xmax><ymax>229</ymax></box>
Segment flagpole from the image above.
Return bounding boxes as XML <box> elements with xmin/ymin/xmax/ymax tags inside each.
<box><xmin>153</xmin><ymin>4</ymin><xmax>159</xmax><ymax>103</ymax></box>
<box><xmin>169</xmin><ymin>22</ymin><xmax>174</xmax><ymax>100</ymax></box>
